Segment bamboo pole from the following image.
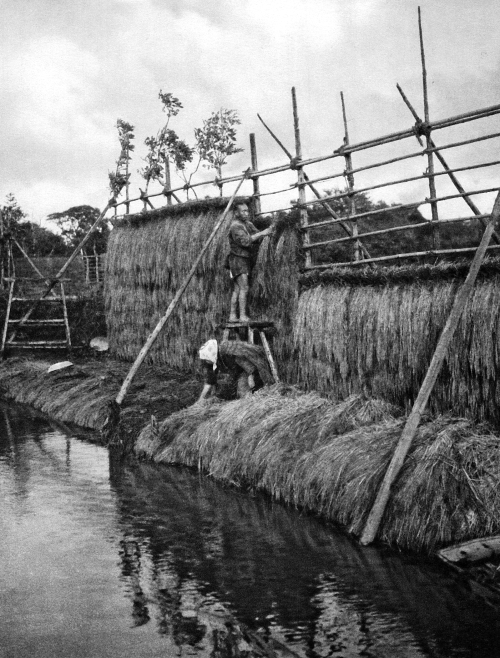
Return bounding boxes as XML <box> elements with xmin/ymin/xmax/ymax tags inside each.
<box><xmin>301</xmin><ymin>184</ymin><xmax>500</xmax><ymax>219</ymax></box>
<box><xmin>12</xmin><ymin>238</ymin><xmax>58</xmax><ymax>297</ymax></box>
<box><xmin>114</xmin><ymin>169</ymin><xmax>251</xmax><ymax>406</ymax></box>
<box><xmin>397</xmin><ymin>83</ymin><xmax>500</xmax><ymax>246</ymax></box>
<box><xmin>291</xmin><ymin>88</ymin><xmax>312</xmax><ymax>269</ymax></box>
<box><xmin>304</xmin><ymin>214</ymin><xmax>490</xmax><ymax>251</ymax></box>
<box><xmin>307</xmin><ymin>243</ymin><xmax>500</xmax><ymax>270</ymax></box>
<box><xmin>164</xmin><ymin>156</ymin><xmax>173</xmax><ymax>206</ymax></box>
<box><xmin>418</xmin><ymin>7</ymin><xmax>439</xmax><ymax>250</ymax></box>
<box><xmin>360</xmin><ymin>189</ymin><xmax>500</xmax><ymax>546</ymax></box>
<box><xmin>257</xmin><ymin>112</ymin><xmax>372</xmax><ymax>259</ymax></box>
<box><xmin>249</xmin><ymin>133</ymin><xmax>261</xmax><ymax>215</ymax></box>
<box><xmin>125</xmin><ymin>149</ymin><xmax>130</xmax><ymax>214</ymax></box>
<box><xmin>341</xmin><ymin>92</ymin><xmax>360</xmax><ymax>261</ymax></box>
<box><xmin>112</xmin><ymin>104</ymin><xmax>500</xmax><ymax>211</ymax></box>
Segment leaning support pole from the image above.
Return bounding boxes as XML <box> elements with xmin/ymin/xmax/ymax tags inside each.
<box><xmin>115</xmin><ymin>170</ymin><xmax>251</xmax><ymax>407</ymax></box>
<box><xmin>360</xmin><ymin>189</ymin><xmax>500</xmax><ymax>546</ymax></box>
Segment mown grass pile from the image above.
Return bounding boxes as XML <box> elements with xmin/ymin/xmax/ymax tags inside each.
<box><xmin>295</xmin><ymin>263</ymin><xmax>500</xmax><ymax>426</ymax></box>
<box><xmin>105</xmin><ymin>198</ymin><xmax>300</xmax><ymax>376</ymax></box>
<box><xmin>136</xmin><ymin>386</ymin><xmax>500</xmax><ymax>553</ymax></box>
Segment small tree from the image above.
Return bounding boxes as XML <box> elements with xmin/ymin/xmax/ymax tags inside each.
<box><xmin>194</xmin><ymin>109</ymin><xmax>244</xmax><ymax>195</ymax></box>
<box><xmin>140</xmin><ymin>91</ymin><xmax>194</xmax><ymax>200</ymax></box>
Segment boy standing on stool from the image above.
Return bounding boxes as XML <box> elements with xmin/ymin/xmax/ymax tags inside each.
<box><xmin>227</xmin><ymin>202</ymin><xmax>271</xmax><ymax>322</ymax></box>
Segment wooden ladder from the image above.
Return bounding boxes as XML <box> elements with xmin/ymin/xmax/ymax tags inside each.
<box><xmin>221</xmin><ymin>319</ymin><xmax>280</xmax><ymax>383</ymax></box>
<box><xmin>1</xmin><ymin>278</ymin><xmax>72</xmax><ymax>357</ymax></box>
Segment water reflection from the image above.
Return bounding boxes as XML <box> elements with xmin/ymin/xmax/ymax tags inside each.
<box><xmin>1</xmin><ymin>400</ymin><xmax>500</xmax><ymax>658</ymax></box>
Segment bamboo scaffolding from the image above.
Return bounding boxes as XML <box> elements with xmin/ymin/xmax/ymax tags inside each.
<box><xmin>307</xmin><ymin>244</ymin><xmax>500</xmax><ymax>270</ymax></box>
<box><xmin>6</xmin><ymin>201</ymin><xmax>112</xmax><ymax>342</ymax></box>
<box><xmin>304</xmin><ymin>214</ymin><xmax>490</xmax><ymax>251</ymax></box>
<box><xmin>397</xmin><ymin>84</ymin><xmax>500</xmax><ymax>246</ymax></box>
<box><xmin>257</xmin><ymin>112</ymin><xmax>371</xmax><ymax>259</ymax></box>
<box><xmin>249</xmin><ymin>133</ymin><xmax>261</xmax><ymax>215</ymax></box>
<box><xmin>301</xmin><ymin>184</ymin><xmax>500</xmax><ymax>218</ymax></box>
<box><xmin>360</xmin><ymin>188</ymin><xmax>500</xmax><ymax>546</ymax></box>
<box><xmin>12</xmin><ymin>238</ymin><xmax>58</xmax><ymax>298</ymax></box>
<box><xmin>112</xmin><ymin>102</ymin><xmax>500</xmax><ymax>212</ymax></box>
<box><xmin>341</xmin><ymin>92</ymin><xmax>360</xmax><ymax>261</ymax></box>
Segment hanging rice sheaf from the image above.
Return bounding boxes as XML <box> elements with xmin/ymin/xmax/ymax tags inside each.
<box><xmin>296</xmin><ymin>258</ymin><xmax>500</xmax><ymax>425</ymax></box>
<box><xmin>105</xmin><ymin>198</ymin><xmax>300</xmax><ymax>374</ymax></box>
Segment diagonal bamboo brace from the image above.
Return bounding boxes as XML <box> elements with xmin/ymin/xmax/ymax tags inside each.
<box><xmin>360</xmin><ymin>189</ymin><xmax>500</xmax><ymax>546</ymax></box>
<box><xmin>257</xmin><ymin>113</ymin><xmax>372</xmax><ymax>260</ymax></box>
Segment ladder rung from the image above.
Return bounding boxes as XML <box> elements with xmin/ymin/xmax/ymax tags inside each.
<box><xmin>6</xmin><ymin>340</ymin><xmax>69</xmax><ymax>348</ymax></box>
<box><xmin>8</xmin><ymin>319</ymin><xmax>66</xmax><ymax>325</ymax></box>
<box><xmin>11</xmin><ymin>296</ymin><xmax>78</xmax><ymax>302</ymax></box>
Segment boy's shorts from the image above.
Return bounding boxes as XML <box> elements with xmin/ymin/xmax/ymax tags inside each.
<box><xmin>228</xmin><ymin>254</ymin><xmax>250</xmax><ymax>278</ymax></box>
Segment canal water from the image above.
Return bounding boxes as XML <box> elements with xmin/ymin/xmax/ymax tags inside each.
<box><xmin>1</xmin><ymin>400</ymin><xmax>500</xmax><ymax>658</ymax></box>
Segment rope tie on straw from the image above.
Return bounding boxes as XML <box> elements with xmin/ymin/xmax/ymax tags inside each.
<box><xmin>289</xmin><ymin>156</ymin><xmax>301</xmax><ymax>170</ymax></box>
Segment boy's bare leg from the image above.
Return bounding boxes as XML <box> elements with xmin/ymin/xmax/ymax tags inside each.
<box><xmin>229</xmin><ymin>282</ymin><xmax>239</xmax><ymax>322</ymax></box>
<box><xmin>238</xmin><ymin>273</ymin><xmax>250</xmax><ymax>322</ymax></box>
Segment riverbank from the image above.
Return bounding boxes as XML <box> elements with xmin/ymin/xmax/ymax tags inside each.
<box><xmin>1</xmin><ymin>355</ymin><xmax>499</xmax><ymax>555</ymax></box>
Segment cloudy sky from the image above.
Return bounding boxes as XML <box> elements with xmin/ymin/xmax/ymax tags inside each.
<box><xmin>2</xmin><ymin>0</ymin><xmax>500</xmax><ymax>225</ymax></box>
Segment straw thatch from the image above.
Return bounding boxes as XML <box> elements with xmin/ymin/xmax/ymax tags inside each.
<box><xmin>104</xmin><ymin>199</ymin><xmax>300</xmax><ymax>377</ymax></box>
<box><xmin>135</xmin><ymin>386</ymin><xmax>500</xmax><ymax>553</ymax></box>
<box><xmin>294</xmin><ymin>266</ymin><xmax>500</xmax><ymax>426</ymax></box>
<box><xmin>0</xmin><ymin>357</ymin><xmax>201</xmax><ymax>437</ymax></box>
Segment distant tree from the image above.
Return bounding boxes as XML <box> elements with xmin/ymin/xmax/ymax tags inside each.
<box><xmin>47</xmin><ymin>205</ymin><xmax>109</xmax><ymax>254</ymax></box>
<box><xmin>15</xmin><ymin>221</ymin><xmax>67</xmax><ymax>257</ymax></box>
<box><xmin>195</xmin><ymin>109</ymin><xmax>244</xmax><ymax>193</ymax></box>
<box><xmin>1</xmin><ymin>194</ymin><xmax>67</xmax><ymax>264</ymax></box>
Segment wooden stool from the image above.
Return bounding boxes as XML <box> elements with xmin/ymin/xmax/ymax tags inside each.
<box><xmin>219</xmin><ymin>320</ymin><xmax>280</xmax><ymax>383</ymax></box>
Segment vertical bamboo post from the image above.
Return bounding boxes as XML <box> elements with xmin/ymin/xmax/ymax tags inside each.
<box><xmin>292</xmin><ymin>87</ymin><xmax>311</xmax><ymax>268</ymax></box>
<box><xmin>341</xmin><ymin>92</ymin><xmax>360</xmax><ymax>262</ymax></box>
<box><xmin>164</xmin><ymin>157</ymin><xmax>173</xmax><ymax>206</ymax></box>
<box><xmin>360</xmin><ymin>189</ymin><xmax>500</xmax><ymax>546</ymax></box>
<box><xmin>249</xmin><ymin>133</ymin><xmax>261</xmax><ymax>216</ymax></box>
<box><xmin>419</xmin><ymin>7</ymin><xmax>439</xmax><ymax>250</ymax></box>
<box><xmin>125</xmin><ymin>146</ymin><xmax>130</xmax><ymax>214</ymax></box>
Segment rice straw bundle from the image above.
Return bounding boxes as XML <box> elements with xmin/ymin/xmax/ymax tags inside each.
<box><xmin>295</xmin><ymin>272</ymin><xmax>500</xmax><ymax>426</ymax></box>
<box><xmin>135</xmin><ymin>384</ymin><xmax>500</xmax><ymax>553</ymax></box>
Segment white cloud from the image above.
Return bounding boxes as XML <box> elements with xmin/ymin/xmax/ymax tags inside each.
<box><xmin>5</xmin><ymin>37</ymin><xmax>110</xmax><ymax>148</ymax></box>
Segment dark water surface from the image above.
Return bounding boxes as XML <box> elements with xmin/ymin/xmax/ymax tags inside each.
<box><xmin>1</xmin><ymin>400</ymin><xmax>500</xmax><ymax>658</ymax></box>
